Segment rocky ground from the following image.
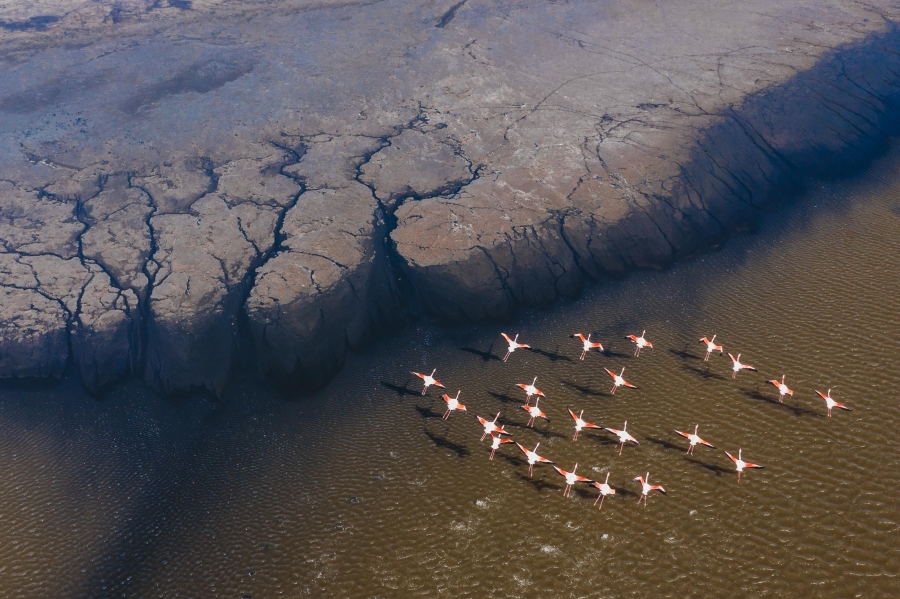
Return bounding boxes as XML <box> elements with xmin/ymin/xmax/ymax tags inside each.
<box><xmin>1</xmin><ymin>0</ymin><xmax>899</xmax><ymax>394</ymax></box>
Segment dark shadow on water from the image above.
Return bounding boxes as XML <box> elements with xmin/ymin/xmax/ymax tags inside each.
<box><xmin>515</xmin><ymin>471</ymin><xmax>562</xmax><ymax>492</ymax></box>
<box><xmin>535</xmin><ymin>427</ymin><xmax>567</xmax><ymax>440</ymax></box>
<box><xmin>645</xmin><ymin>436</ymin><xmax>687</xmax><ymax>453</ymax></box>
<box><xmin>685</xmin><ymin>457</ymin><xmax>732</xmax><ymax>476</ymax></box>
<box><xmin>415</xmin><ymin>405</ymin><xmax>443</xmax><ymax>420</ymax></box>
<box><xmin>424</xmin><ymin>430</ymin><xmax>470</xmax><ymax>457</ymax></box>
<box><xmin>682</xmin><ymin>364</ymin><xmax>727</xmax><ymax>381</ymax></box>
<box><xmin>668</xmin><ymin>348</ymin><xmax>703</xmax><ymax>361</ymax></box>
<box><xmin>574</xmin><ymin>486</ymin><xmax>599</xmax><ymax>500</ymax></box>
<box><xmin>602</xmin><ymin>349</ymin><xmax>632</xmax><ymax>359</ymax></box>
<box><xmin>614</xmin><ymin>486</ymin><xmax>639</xmax><ymax>499</ymax></box>
<box><xmin>584</xmin><ymin>432</ymin><xmax>617</xmax><ymax>446</ymax></box>
<box><xmin>739</xmin><ymin>388</ymin><xmax>822</xmax><ymax>417</ymax></box>
<box><xmin>380</xmin><ymin>380</ymin><xmax>420</xmax><ymax>397</ymax></box>
<box><xmin>561</xmin><ymin>380</ymin><xmax>610</xmax><ymax>397</ymax></box>
<box><xmin>497</xmin><ymin>452</ymin><xmax>526</xmax><ymax>468</ymax></box>
<box><xmin>529</xmin><ymin>347</ymin><xmax>573</xmax><ymax>363</ymax></box>
<box><xmin>459</xmin><ymin>345</ymin><xmax>501</xmax><ymax>362</ymax></box>
<box><xmin>487</xmin><ymin>390</ymin><xmax>520</xmax><ymax>405</ymax></box>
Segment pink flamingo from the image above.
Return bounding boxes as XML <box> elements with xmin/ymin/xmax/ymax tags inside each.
<box><xmin>604</xmin><ymin>366</ymin><xmax>638</xmax><ymax>394</ymax></box>
<box><xmin>699</xmin><ymin>335</ymin><xmax>723</xmax><ymax>361</ymax></box>
<box><xmin>766</xmin><ymin>375</ymin><xmax>793</xmax><ymax>403</ymax></box>
<box><xmin>520</xmin><ymin>397</ymin><xmax>549</xmax><ymax>427</ymax></box>
<box><xmin>633</xmin><ymin>472</ymin><xmax>666</xmax><ymax>506</ymax></box>
<box><xmin>552</xmin><ymin>463</ymin><xmax>594</xmax><ymax>497</ymax></box>
<box><xmin>476</xmin><ymin>412</ymin><xmax>511</xmax><ymax>441</ymax></box>
<box><xmin>724</xmin><ymin>448</ymin><xmax>764</xmax><ymax>482</ymax></box>
<box><xmin>673</xmin><ymin>424</ymin><xmax>716</xmax><ymax>455</ymax></box>
<box><xmin>412</xmin><ymin>368</ymin><xmax>445</xmax><ymax>395</ymax></box>
<box><xmin>488</xmin><ymin>433</ymin><xmax>514</xmax><ymax>460</ymax></box>
<box><xmin>500</xmin><ymin>333</ymin><xmax>530</xmax><ymax>362</ymax></box>
<box><xmin>573</xmin><ymin>333</ymin><xmax>603</xmax><ymax>360</ymax></box>
<box><xmin>591</xmin><ymin>472</ymin><xmax>616</xmax><ymax>510</ymax></box>
<box><xmin>568</xmin><ymin>408</ymin><xmax>602</xmax><ymax>441</ymax></box>
<box><xmin>624</xmin><ymin>330</ymin><xmax>653</xmax><ymax>356</ymax></box>
<box><xmin>603</xmin><ymin>421</ymin><xmax>639</xmax><ymax>455</ymax></box>
<box><xmin>515</xmin><ymin>441</ymin><xmax>554</xmax><ymax>476</ymax></box>
<box><xmin>815</xmin><ymin>388</ymin><xmax>851</xmax><ymax>417</ymax></box>
<box><xmin>728</xmin><ymin>353</ymin><xmax>757</xmax><ymax>379</ymax></box>
<box><xmin>440</xmin><ymin>391</ymin><xmax>466</xmax><ymax>419</ymax></box>
<box><xmin>516</xmin><ymin>377</ymin><xmax>545</xmax><ymax>406</ymax></box>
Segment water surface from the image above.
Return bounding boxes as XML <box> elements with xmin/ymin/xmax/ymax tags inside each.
<box><xmin>1</xmin><ymin>147</ymin><xmax>900</xmax><ymax>597</ymax></box>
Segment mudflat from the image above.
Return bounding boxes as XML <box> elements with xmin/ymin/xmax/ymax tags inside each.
<box><xmin>0</xmin><ymin>0</ymin><xmax>898</xmax><ymax>394</ymax></box>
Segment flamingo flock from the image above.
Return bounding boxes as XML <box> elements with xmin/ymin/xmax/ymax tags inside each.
<box><xmin>408</xmin><ymin>328</ymin><xmax>852</xmax><ymax>511</ymax></box>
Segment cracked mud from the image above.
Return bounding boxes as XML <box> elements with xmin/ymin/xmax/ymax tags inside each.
<box><xmin>1</xmin><ymin>0</ymin><xmax>900</xmax><ymax>394</ymax></box>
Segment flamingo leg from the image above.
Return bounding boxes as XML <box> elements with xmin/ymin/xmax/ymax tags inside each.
<box><xmin>528</xmin><ymin>464</ymin><xmax>534</xmax><ymax>477</ymax></box>
<box><xmin>580</xmin><ymin>350</ymin><xmax>586</xmax><ymax>360</ymax></box>
<box><xmin>490</xmin><ymin>449</ymin><xmax>496</xmax><ymax>460</ymax></box>
<box><xmin>610</xmin><ymin>385</ymin><xmax>617</xmax><ymax>394</ymax></box>
<box><xmin>503</xmin><ymin>352</ymin><xmax>510</xmax><ymax>362</ymax></box>
<box><xmin>480</xmin><ymin>432</ymin><xmax>487</xmax><ymax>442</ymax></box>
<box><xmin>618</xmin><ymin>443</ymin><xmax>624</xmax><ymax>455</ymax></box>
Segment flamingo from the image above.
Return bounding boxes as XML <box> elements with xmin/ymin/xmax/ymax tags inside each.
<box><xmin>633</xmin><ymin>472</ymin><xmax>666</xmax><ymax>505</ymax></box>
<box><xmin>604</xmin><ymin>366</ymin><xmax>638</xmax><ymax>394</ymax></box>
<box><xmin>520</xmin><ymin>397</ymin><xmax>549</xmax><ymax>427</ymax></box>
<box><xmin>728</xmin><ymin>353</ymin><xmax>757</xmax><ymax>379</ymax></box>
<box><xmin>477</xmin><ymin>412</ymin><xmax>511</xmax><ymax>441</ymax></box>
<box><xmin>552</xmin><ymin>463</ymin><xmax>594</xmax><ymax>497</ymax></box>
<box><xmin>573</xmin><ymin>333</ymin><xmax>603</xmax><ymax>360</ymax></box>
<box><xmin>488</xmin><ymin>433</ymin><xmax>514</xmax><ymax>460</ymax></box>
<box><xmin>724</xmin><ymin>448</ymin><xmax>764</xmax><ymax>482</ymax></box>
<box><xmin>516</xmin><ymin>377</ymin><xmax>545</xmax><ymax>406</ymax></box>
<box><xmin>624</xmin><ymin>330</ymin><xmax>653</xmax><ymax>356</ymax></box>
<box><xmin>501</xmin><ymin>333</ymin><xmax>530</xmax><ymax>362</ymax></box>
<box><xmin>766</xmin><ymin>374</ymin><xmax>793</xmax><ymax>403</ymax></box>
<box><xmin>815</xmin><ymin>388</ymin><xmax>852</xmax><ymax>417</ymax></box>
<box><xmin>440</xmin><ymin>391</ymin><xmax>466</xmax><ymax>419</ymax></box>
<box><xmin>699</xmin><ymin>335</ymin><xmax>723</xmax><ymax>361</ymax></box>
<box><xmin>412</xmin><ymin>368</ymin><xmax>445</xmax><ymax>395</ymax></box>
<box><xmin>515</xmin><ymin>441</ymin><xmax>554</xmax><ymax>476</ymax></box>
<box><xmin>591</xmin><ymin>472</ymin><xmax>616</xmax><ymax>510</ymax></box>
<box><xmin>673</xmin><ymin>424</ymin><xmax>716</xmax><ymax>455</ymax></box>
<box><xmin>603</xmin><ymin>421</ymin><xmax>639</xmax><ymax>455</ymax></box>
<box><xmin>568</xmin><ymin>408</ymin><xmax>602</xmax><ymax>441</ymax></box>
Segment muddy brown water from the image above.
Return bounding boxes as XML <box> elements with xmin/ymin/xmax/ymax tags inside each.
<box><xmin>1</xmin><ymin>149</ymin><xmax>900</xmax><ymax>598</ymax></box>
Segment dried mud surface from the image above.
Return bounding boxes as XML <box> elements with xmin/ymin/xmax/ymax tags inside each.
<box><xmin>1</xmin><ymin>0</ymin><xmax>899</xmax><ymax>394</ymax></box>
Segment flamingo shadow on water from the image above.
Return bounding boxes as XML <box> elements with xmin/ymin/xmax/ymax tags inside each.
<box><xmin>681</xmin><ymin>364</ymin><xmax>727</xmax><ymax>381</ymax></box>
<box><xmin>380</xmin><ymin>380</ymin><xmax>419</xmax><ymax>397</ymax></box>
<box><xmin>561</xmin><ymin>380</ymin><xmax>609</xmax><ymax>397</ymax></box>
<box><xmin>685</xmin><ymin>457</ymin><xmax>732</xmax><ymax>476</ymax></box>
<box><xmin>529</xmin><ymin>347</ymin><xmax>573</xmax><ymax>363</ymax></box>
<box><xmin>424</xmin><ymin>430</ymin><xmax>470</xmax><ymax>457</ymax></box>
<box><xmin>415</xmin><ymin>405</ymin><xmax>444</xmax><ymax>420</ymax></box>
<box><xmin>458</xmin><ymin>345</ymin><xmax>501</xmax><ymax>362</ymax></box>
<box><xmin>515</xmin><ymin>471</ymin><xmax>562</xmax><ymax>493</ymax></box>
<box><xmin>668</xmin><ymin>347</ymin><xmax>703</xmax><ymax>361</ymax></box>
<box><xmin>601</xmin><ymin>348</ymin><xmax>632</xmax><ymax>359</ymax></box>
<box><xmin>487</xmin><ymin>390</ymin><xmax>520</xmax><ymax>405</ymax></box>
<box><xmin>585</xmin><ymin>432</ymin><xmax>619</xmax><ymax>447</ymax></box>
<box><xmin>496</xmin><ymin>452</ymin><xmax>526</xmax><ymax>469</ymax></box>
<box><xmin>645</xmin><ymin>436</ymin><xmax>687</xmax><ymax>453</ymax></box>
<box><xmin>740</xmin><ymin>388</ymin><xmax>822</xmax><ymax>417</ymax></box>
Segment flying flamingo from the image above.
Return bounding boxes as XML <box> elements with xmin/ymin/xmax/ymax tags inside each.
<box><xmin>724</xmin><ymin>448</ymin><xmax>764</xmax><ymax>482</ymax></box>
<box><xmin>603</xmin><ymin>421</ymin><xmax>639</xmax><ymax>455</ymax></box>
<box><xmin>520</xmin><ymin>397</ymin><xmax>549</xmax><ymax>427</ymax></box>
<box><xmin>500</xmin><ymin>333</ymin><xmax>530</xmax><ymax>362</ymax></box>
<box><xmin>624</xmin><ymin>330</ymin><xmax>653</xmax><ymax>356</ymax></box>
<box><xmin>477</xmin><ymin>412</ymin><xmax>511</xmax><ymax>441</ymax></box>
<box><xmin>516</xmin><ymin>377</ymin><xmax>545</xmax><ymax>406</ymax></box>
<box><xmin>412</xmin><ymin>368</ymin><xmax>445</xmax><ymax>395</ymax></box>
<box><xmin>440</xmin><ymin>391</ymin><xmax>466</xmax><ymax>419</ymax></box>
<box><xmin>633</xmin><ymin>472</ymin><xmax>666</xmax><ymax>506</ymax></box>
<box><xmin>766</xmin><ymin>374</ymin><xmax>793</xmax><ymax>403</ymax></box>
<box><xmin>699</xmin><ymin>335</ymin><xmax>723</xmax><ymax>361</ymax></box>
<box><xmin>488</xmin><ymin>433</ymin><xmax>514</xmax><ymax>460</ymax></box>
<box><xmin>728</xmin><ymin>353</ymin><xmax>757</xmax><ymax>379</ymax></box>
<box><xmin>568</xmin><ymin>408</ymin><xmax>602</xmax><ymax>441</ymax></box>
<box><xmin>573</xmin><ymin>333</ymin><xmax>604</xmax><ymax>360</ymax></box>
<box><xmin>515</xmin><ymin>441</ymin><xmax>554</xmax><ymax>476</ymax></box>
<box><xmin>552</xmin><ymin>463</ymin><xmax>594</xmax><ymax>497</ymax></box>
<box><xmin>815</xmin><ymin>388</ymin><xmax>852</xmax><ymax>417</ymax></box>
<box><xmin>673</xmin><ymin>424</ymin><xmax>716</xmax><ymax>455</ymax></box>
<box><xmin>591</xmin><ymin>472</ymin><xmax>616</xmax><ymax>510</ymax></box>
<box><xmin>604</xmin><ymin>366</ymin><xmax>638</xmax><ymax>394</ymax></box>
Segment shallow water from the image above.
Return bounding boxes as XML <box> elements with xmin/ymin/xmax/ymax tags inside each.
<box><xmin>1</xmin><ymin>147</ymin><xmax>900</xmax><ymax>598</ymax></box>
